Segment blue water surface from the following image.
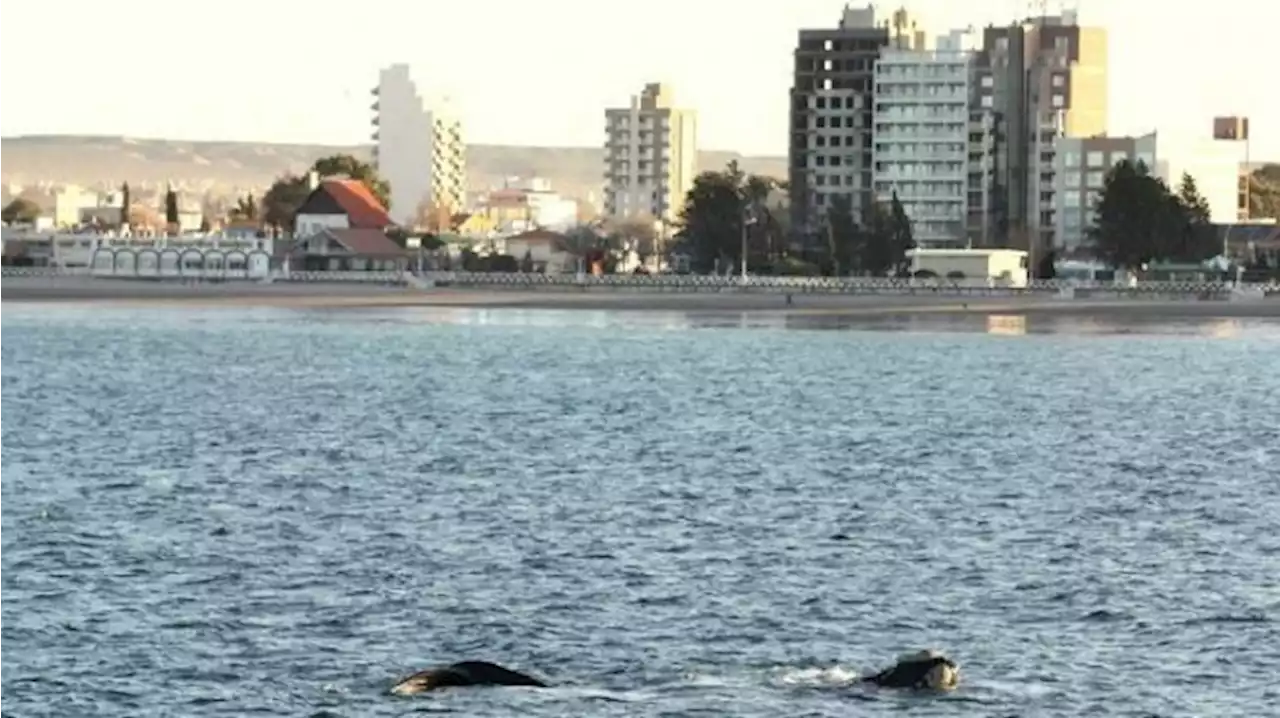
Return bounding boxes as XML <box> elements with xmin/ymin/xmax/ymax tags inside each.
<box><xmin>3</xmin><ymin>304</ymin><xmax>1279</xmax><ymax>717</ymax></box>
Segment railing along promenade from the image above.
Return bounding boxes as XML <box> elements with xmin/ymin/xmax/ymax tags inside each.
<box><xmin>1</xmin><ymin>265</ymin><xmax>1276</xmax><ymax>300</ymax></box>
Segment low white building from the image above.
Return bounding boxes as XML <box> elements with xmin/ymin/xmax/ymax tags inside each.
<box><xmin>502</xmin><ymin>229</ymin><xmax>577</xmax><ymax>273</ymax></box>
<box><xmin>907</xmin><ymin>247</ymin><xmax>1029</xmax><ymax>287</ymax></box>
<box><xmin>9</xmin><ymin>231</ymin><xmax>278</xmax><ymax>277</ymax></box>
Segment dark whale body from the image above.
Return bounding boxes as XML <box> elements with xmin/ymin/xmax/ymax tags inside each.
<box><xmin>391</xmin><ymin>650</ymin><xmax>958</xmax><ymax>696</ymax></box>
<box><xmin>861</xmin><ymin>651</ymin><xmax>959</xmax><ymax>691</ymax></box>
<box><xmin>390</xmin><ymin>661</ymin><xmax>549</xmax><ymax>695</ymax></box>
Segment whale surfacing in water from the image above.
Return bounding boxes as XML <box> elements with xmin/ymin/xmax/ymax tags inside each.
<box><xmin>862</xmin><ymin>649</ymin><xmax>960</xmax><ymax>692</ymax></box>
<box><xmin>390</xmin><ymin>660</ymin><xmax>550</xmax><ymax>695</ymax></box>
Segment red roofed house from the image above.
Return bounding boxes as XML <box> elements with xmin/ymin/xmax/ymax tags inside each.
<box><xmin>288</xmin><ymin>178</ymin><xmax>407</xmax><ymax>271</ymax></box>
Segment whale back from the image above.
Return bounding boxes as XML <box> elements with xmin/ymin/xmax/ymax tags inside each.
<box><xmin>864</xmin><ymin>650</ymin><xmax>959</xmax><ymax>691</ymax></box>
<box><xmin>451</xmin><ymin>661</ymin><xmax>549</xmax><ymax>688</ymax></box>
<box><xmin>390</xmin><ymin>660</ymin><xmax>549</xmax><ymax>695</ymax></box>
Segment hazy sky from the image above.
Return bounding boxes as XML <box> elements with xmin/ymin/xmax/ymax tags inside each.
<box><xmin>1</xmin><ymin>0</ymin><xmax>1276</xmax><ymax>159</ymax></box>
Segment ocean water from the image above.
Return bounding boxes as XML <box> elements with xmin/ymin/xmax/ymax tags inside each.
<box><xmin>3</xmin><ymin>303</ymin><xmax>1279</xmax><ymax>718</ymax></box>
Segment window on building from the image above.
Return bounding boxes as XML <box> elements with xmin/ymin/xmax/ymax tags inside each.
<box><xmin>1111</xmin><ymin>151</ymin><xmax>1128</xmax><ymax>166</ymax></box>
<box><xmin>1051</xmin><ymin>94</ymin><xmax>1064</xmax><ymax>108</ymax></box>
<box><xmin>1052</xmin><ymin>74</ymin><xmax>1065</xmax><ymax>87</ymax></box>
<box><xmin>981</xmin><ymin>95</ymin><xmax>993</xmax><ymax>108</ymax></box>
<box><xmin>1136</xmin><ymin>152</ymin><xmax>1155</xmax><ymax>170</ymax></box>
<box><xmin>1086</xmin><ymin>171</ymin><xmax>1104</xmax><ymax>188</ymax></box>
<box><xmin>816</xmin><ymin>97</ymin><xmax>826</xmax><ymax>109</ymax></box>
<box><xmin>1087</xmin><ymin>151</ymin><xmax>1105</xmax><ymax>167</ymax></box>
<box><xmin>1064</xmin><ymin>171</ymin><xmax>1081</xmax><ymax>187</ymax></box>
<box><xmin>1063</xmin><ymin>191</ymin><xmax>1081</xmax><ymax>208</ymax></box>
<box><xmin>1062</xmin><ymin>151</ymin><xmax>1081</xmax><ymax>168</ymax></box>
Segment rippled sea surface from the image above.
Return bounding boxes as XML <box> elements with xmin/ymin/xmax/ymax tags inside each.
<box><xmin>4</xmin><ymin>304</ymin><xmax>1280</xmax><ymax>717</ymax></box>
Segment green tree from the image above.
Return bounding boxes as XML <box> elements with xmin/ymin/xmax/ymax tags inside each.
<box><xmin>1091</xmin><ymin>161</ymin><xmax>1226</xmax><ymax>270</ymax></box>
<box><xmin>677</xmin><ymin>161</ymin><xmax>779</xmax><ymax>273</ymax></box>
<box><xmin>886</xmin><ymin>191</ymin><xmax>916</xmax><ymax>275</ymax></box>
<box><xmin>845</xmin><ymin>193</ymin><xmax>915</xmax><ymax>277</ymax></box>
<box><xmin>1088</xmin><ymin>159</ymin><xmax>1180</xmax><ymax>270</ymax></box>
<box><xmin>1174</xmin><ymin>173</ymin><xmax>1218</xmax><ymax>261</ymax></box>
<box><xmin>1</xmin><ymin>197</ymin><xmax>41</xmax><ymax>224</ymax></box>
<box><xmin>823</xmin><ymin>194</ymin><xmax>860</xmax><ymax>276</ymax></box>
<box><xmin>858</xmin><ymin>200</ymin><xmax>897</xmax><ymax>276</ymax></box>
<box><xmin>1247</xmin><ymin>164</ymin><xmax>1280</xmax><ymax>219</ymax></box>
<box><xmin>229</xmin><ymin>193</ymin><xmax>259</xmax><ymax>222</ymax></box>
<box><xmin>120</xmin><ymin>182</ymin><xmax>131</xmax><ymax>227</ymax></box>
<box><xmin>164</xmin><ymin>185</ymin><xmax>180</xmax><ymax>227</ymax></box>
<box><xmin>261</xmin><ymin>174</ymin><xmax>311</xmax><ymax>232</ymax></box>
<box><xmin>311</xmin><ymin>154</ymin><xmax>392</xmax><ymax>210</ymax></box>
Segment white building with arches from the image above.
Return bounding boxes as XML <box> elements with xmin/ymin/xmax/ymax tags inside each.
<box><xmin>47</xmin><ymin>232</ymin><xmax>277</xmax><ymax>279</ymax></box>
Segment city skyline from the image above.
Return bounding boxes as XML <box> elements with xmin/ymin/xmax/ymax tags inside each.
<box><xmin>1</xmin><ymin>0</ymin><xmax>1276</xmax><ymax>160</ymax></box>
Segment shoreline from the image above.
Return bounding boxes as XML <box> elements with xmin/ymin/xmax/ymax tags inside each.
<box><xmin>3</xmin><ymin>276</ymin><xmax>1280</xmax><ymax>320</ymax></box>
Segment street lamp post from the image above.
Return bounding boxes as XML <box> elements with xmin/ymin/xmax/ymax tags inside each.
<box><xmin>741</xmin><ymin>205</ymin><xmax>757</xmax><ymax>281</ymax></box>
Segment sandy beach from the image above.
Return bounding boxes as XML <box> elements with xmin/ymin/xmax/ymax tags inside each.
<box><xmin>3</xmin><ymin>275</ymin><xmax>1280</xmax><ymax>320</ymax></box>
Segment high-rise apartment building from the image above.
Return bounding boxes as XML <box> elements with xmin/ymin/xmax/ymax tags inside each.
<box><xmin>789</xmin><ymin>5</ymin><xmax>889</xmax><ymax>235</ymax></box>
<box><xmin>972</xmin><ymin>12</ymin><xmax>1108</xmax><ymax>255</ymax></box>
<box><xmin>602</xmin><ymin>83</ymin><xmax>697</xmax><ymax>223</ymax></box>
<box><xmin>371</xmin><ymin>64</ymin><xmax>466</xmax><ymax>226</ymax></box>
<box><xmin>872</xmin><ymin>27</ymin><xmax>977</xmax><ymax>248</ymax></box>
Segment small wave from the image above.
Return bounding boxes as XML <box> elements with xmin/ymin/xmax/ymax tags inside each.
<box><xmin>1081</xmin><ymin>609</ymin><xmax>1133</xmax><ymax>622</ymax></box>
<box><xmin>774</xmin><ymin>665</ymin><xmax>863</xmax><ymax>688</ymax></box>
<box><xmin>1182</xmin><ymin>613</ymin><xmax>1270</xmax><ymax>626</ymax></box>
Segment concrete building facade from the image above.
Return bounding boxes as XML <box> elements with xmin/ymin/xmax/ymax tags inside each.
<box><xmin>1052</xmin><ymin>132</ymin><xmax>1157</xmax><ymax>253</ymax></box>
<box><xmin>971</xmin><ymin>12</ymin><xmax>1108</xmax><ymax>256</ymax></box>
<box><xmin>371</xmin><ymin>64</ymin><xmax>466</xmax><ymax>227</ymax></box>
<box><xmin>789</xmin><ymin>5</ymin><xmax>889</xmax><ymax>235</ymax></box>
<box><xmin>872</xmin><ymin>28</ymin><xmax>977</xmax><ymax>248</ymax></box>
<box><xmin>1212</xmin><ymin>116</ymin><xmax>1252</xmax><ymax>219</ymax></box>
<box><xmin>602</xmin><ymin>83</ymin><xmax>697</xmax><ymax>224</ymax></box>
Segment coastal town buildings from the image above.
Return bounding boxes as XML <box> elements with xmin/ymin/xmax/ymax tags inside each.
<box><xmin>371</xmin><ymin>64</ymin><xmax>466</xmax><ymax>226</ymax></box>
<box><xmin>474</xmin><ymin>176</ymin><xmax>580</xmax><ymax>235</ymax></box>
<box><xmin>971</xmin><ymin>11</ymin><xmax>1109</xmax><ymax>255</ymax></box>
<box><xmin>789</xmin><ymin>5</ymin><xmax>889</xmax><ymax>234</ymax></box>
<box><xmin>872</xmin><ymin>26</ymin><xmax>978</xmax><ymax>248</ymax></box>
<box><xmin>602</xmin><ymin>83</ymin><xmax>698</xmax><ymax>227</ymax></box>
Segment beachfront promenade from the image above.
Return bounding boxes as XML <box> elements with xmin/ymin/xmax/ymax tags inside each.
<box><xmin>3</xmin><ymin>265</ymin><xmax>1276</xmax><ymax>301</ymax></box>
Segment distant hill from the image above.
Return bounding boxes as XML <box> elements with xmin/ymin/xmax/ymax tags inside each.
<box><xmin>0</xmin><ymin>135</ymin><xmax>787</xmax><ymax>203</ymax></box>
